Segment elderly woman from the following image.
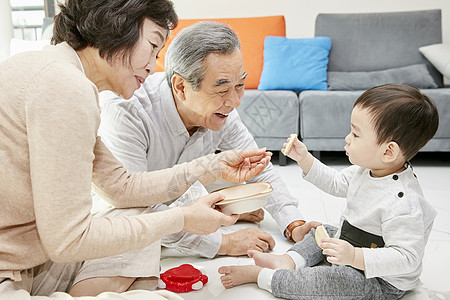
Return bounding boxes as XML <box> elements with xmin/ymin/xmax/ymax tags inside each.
<box><xmin>0</xmin><ymin>0</ymin><xmax>270</xmax><ymax>298</ymax></box>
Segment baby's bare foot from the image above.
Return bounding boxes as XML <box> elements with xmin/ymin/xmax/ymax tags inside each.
<box><xmin>248</xmin><ymin>250</ymin><xmax>295</xmax><ymax>269</ymax></box>
<box><xmin>218</xmin><ymin>265</ymin><xmax>262</xmax><ymax>289</ymax></box>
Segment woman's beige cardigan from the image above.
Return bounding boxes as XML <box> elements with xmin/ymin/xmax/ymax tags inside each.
<box><xmin>0</xmin><ymin>43</ymin><xmax>221</xmax><ymax>281</ymax></box>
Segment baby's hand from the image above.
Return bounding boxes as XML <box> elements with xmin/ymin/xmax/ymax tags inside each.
<box><xmin>321</xmin><ymin>238</ymin><xmax>355</xmax><ymax>266</ymax></box>
<box><xmin>281</xmin><ymin>134</ymin><xmax>308</xmax><ymax>162</ymax></box>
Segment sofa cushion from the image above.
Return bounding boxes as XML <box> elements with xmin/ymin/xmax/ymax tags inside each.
<box><xmin>299</xmin><ymin>90</ymin><xmax>363</xmax><ymax>151</ymax></box>
<box><xmin>258</xmin><ymin>37</ymin><xmax>331</xmax><ymax>92</ymax></box>
<box><xmin>412</xmin><ymin>88</ymin><xmax>450</xmax><ymax>151</ymax></box>
<box><xmin>236</xmin><ymin>90</ymin><xmax>299</xmax><ymax>150</ymax></box>
<box><xmin>155</xmin><ymin>16</ymin><xmax>286</xmax><ymax>89</ymax></box>
<box><xmin>315</xmin><ymin>10</ymin><xmax>443</xmax><ymax>87</ymax></box>
<box><xmin>420</xmin><ymin>89</ymin><xmax>450</xmax><ymax>139</ymax></box>
<box><xmin>419</xmin><ymin>43</ymin><xmax>450</xmax><ymax>81</ymax></box>
<box><xmin>327</xmin><ymin>64</ymin><xmax>438</xmax><ymax>91</ymax></box>
<box><xmin>300</xmin><ymin>88</ymin><xmax>450</xmax><ymax>152</ymax></box>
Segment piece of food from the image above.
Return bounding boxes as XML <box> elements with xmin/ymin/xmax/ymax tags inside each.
<box><xmin>283</xmin><ymin>134</ymin><xmax>297</xmax><ymax>156</ymax></box>
<box><xmin>315</xmin><ymin>225</ymin><xmax>329</xmax><ymax>249</ymax></box>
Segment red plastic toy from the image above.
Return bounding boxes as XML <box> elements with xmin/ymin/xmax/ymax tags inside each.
<box><xmin>158</xmin><ymin>264</ymin><xmax>208</xmax><ymax>293</ymax></box>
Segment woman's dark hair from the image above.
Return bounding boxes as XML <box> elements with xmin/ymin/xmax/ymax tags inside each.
<box><xmin>354</xmin><ymin>84</ymin><xmax>439</xmax><ymax>161</ymax></box>
<box><xmin>52</xmin><ymin>0</ymin><xmax>177</xmax><ymax>64</ymax></box>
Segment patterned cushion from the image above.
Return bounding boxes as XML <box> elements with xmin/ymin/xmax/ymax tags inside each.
<box><xmin>156</xmin><ymin>16</ymin><xmax>286</xmax><ymax>89</ymax></box>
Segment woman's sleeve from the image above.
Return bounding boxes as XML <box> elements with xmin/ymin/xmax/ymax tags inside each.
<box><xmin>91</xmin><ymin>138</ymin><xmax>221</xmax><ymax>207</ymax></box>
<box><xmin>26</xmin><ymin>65</ymin><xmax>219</xmax><ymax>262</ymax></box>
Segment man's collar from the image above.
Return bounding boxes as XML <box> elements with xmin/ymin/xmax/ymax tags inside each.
<box><xmin>159</xmin><ymin>80</ymin><xmax>189</xmax><ymax>136</ymax></box>
<box><xmin>161</xmin><ymin>80</ymin><xmax>210</xmax><ymax>138</ymax></box>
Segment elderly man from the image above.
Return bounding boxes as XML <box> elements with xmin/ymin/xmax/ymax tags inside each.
<box><xmin>98</xmin><ymin>21</ymin><xmax>318</xmax><ymax>258</ymax></box>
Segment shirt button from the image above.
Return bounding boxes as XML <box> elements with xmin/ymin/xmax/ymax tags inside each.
<box><xmin>393</xmin><ymin>175</ymin><xmax>399</xmax><ymax>180</ymax></box>
<box><xmin>398</xmin><ymin>192</ymin><xmax>404</xmax><ymax>198</ymax></box>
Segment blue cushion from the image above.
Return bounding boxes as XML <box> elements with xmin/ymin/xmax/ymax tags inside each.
<box><xmin>258</xmin><ymin>36</ymin><xmax>331</xmax><ymax>91</ymax></box>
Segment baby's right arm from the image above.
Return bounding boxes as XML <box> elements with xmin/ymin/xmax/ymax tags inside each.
<box><xmin>282</xmin><ymin>134</ymin><xmax>315</xmax><ymax>174</ymax></box>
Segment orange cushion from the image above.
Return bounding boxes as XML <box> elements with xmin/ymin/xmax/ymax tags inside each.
<box><xmin>156</xmin><ymin>16</ymin><xmax>286</xmax><ymax>89</ymax></box>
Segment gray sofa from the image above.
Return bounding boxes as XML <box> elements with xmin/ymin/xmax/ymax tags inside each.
<box><xmin>237</xmin><ymin>89</ymin><xmax>299</xmax><ymax>165</ymax></box>
<box><xmin>237</xmin><ymin>9</ymin><xmax>450</xmax><ymax>164</ymax></box>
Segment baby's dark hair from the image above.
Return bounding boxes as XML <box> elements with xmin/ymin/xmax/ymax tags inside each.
<box><xmin>52</xmin><ymin>0</ymin><xmax>178</xmax><ymax>65</ymax></box>
<box><xmin>354</xmin><ymin>84</ymin><xmax>439</xmax><ymax>161</ymax></box>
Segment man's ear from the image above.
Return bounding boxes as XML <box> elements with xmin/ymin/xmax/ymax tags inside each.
<box><xmin>382</xmin><ymin>141</ymin><xmax>401</xmax><ymax>163</ymax></box>
<box><xmin>171</xmin><ymin>74</ymin><xmax>187</xmax><ymax>101</ymax></box>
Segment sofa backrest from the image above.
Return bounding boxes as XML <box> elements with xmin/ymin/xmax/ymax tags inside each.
<box><xmin>315</xmin><ymin>10</ymin><xmax>443</xmax><ymax>87</ymax></box>
<box><xmin>155</xmin><ymin>16</ymin><xmax>286</xmax><ymax>89</ymax></box>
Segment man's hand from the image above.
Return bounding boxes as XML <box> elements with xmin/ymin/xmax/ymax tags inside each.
<box><xmin>291</xmin><ymin>221</ymin><xmax>322</xmax><ymax>242</ymax></box>
<box><xmin>238</xmin><ymin>208</ymin><xmax>265</xmax><ymax>223</ymax></box>
<box><xmin>217</xmin><ymin>228</ymin><xmax>275</xmax><ymax>256</ymax></box>
<box><xmin>217</xmin><ymin>149</ymin><xmax>272</xmax><ymax>183</ymax></box>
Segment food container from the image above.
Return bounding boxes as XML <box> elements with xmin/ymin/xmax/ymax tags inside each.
<box><xmin>214</xmin><ymin>182</ymin><xmax>273</xmax><ymax>214</ymax></box>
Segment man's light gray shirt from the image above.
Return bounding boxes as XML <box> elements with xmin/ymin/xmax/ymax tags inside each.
<box><xmin>98</xmin><ymin>72</ymin><xmax>303</xmax><ymax>257</ymax></box>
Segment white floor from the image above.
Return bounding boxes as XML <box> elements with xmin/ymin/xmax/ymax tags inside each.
<box><xmin>160</xmin><ymin>152</ymin><xmax>450</xmax><ymax>300</ymax></box>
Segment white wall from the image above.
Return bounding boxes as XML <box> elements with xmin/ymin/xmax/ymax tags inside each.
<box><xmin>2</xmin><ymin>0</ymin><xmax>449</xmax><ymax>60</ymax></box>
<box><xmin>170</xmin><ymin>0</ymin><xmax>450</xmax><ymax>43</ymax></box>
<box><xmin>0</xmin><ymin>1</ymin><xmax>13</xmax><ymax>61</ymax></box>
<box><xmin>54</xmin><ymin>0</ymin><xmax>62</xmax><ymax>14</ymax></box>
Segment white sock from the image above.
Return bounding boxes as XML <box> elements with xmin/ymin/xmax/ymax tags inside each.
<box><xmin>286</xmin><ymin>251</ymin><xmax>306</xmax><ymax>269</ymax></box>
<box><xmin>257</xmin><ymin>268</ymin><xmax>275</xmax><ymax>293</ymax></box>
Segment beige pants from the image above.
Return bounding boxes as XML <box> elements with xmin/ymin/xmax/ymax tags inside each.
<box><xmin>74</xmin><ymin>206</ymin><xmax>162</xmax><ymax>284</ymax></box>
<box><xmin>0</xmin><ymin>275</ymin><xmax>182</xmax><ymax>299</ymax></box>
<box><xmin>0</xmin><ymin>270</ymin><xmax>182</xmax><ymax>300</ymax></box>
<box><xmin>0</xmin><ymin>207</ymin><xmax>173</xmax><ymax>299</ymax></box>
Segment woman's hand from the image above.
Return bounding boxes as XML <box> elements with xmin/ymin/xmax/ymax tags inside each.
<box><xmin>181</xmin><ymin>192</ymin><xmax>239</xmax><ymax>235</ymax></box>
<box><xmin>217</xmin><ymin>148</ymin><xmax>272</xmax><ymax>183</ymax></box>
